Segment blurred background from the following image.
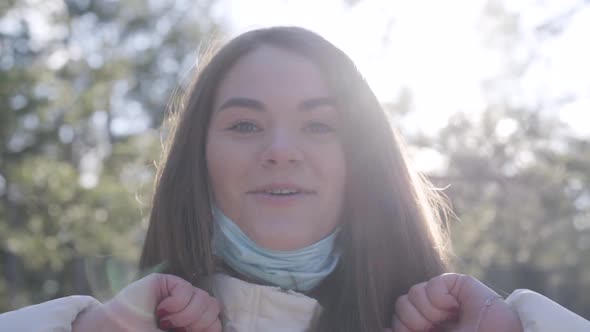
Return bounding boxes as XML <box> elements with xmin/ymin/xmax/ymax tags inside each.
<box><xmin>1</xmin><ymin>0</ymin><xmax>589</xmax><ymax>318</ymax></box>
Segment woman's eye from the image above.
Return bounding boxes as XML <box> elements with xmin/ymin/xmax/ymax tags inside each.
<box><xmin>228</xmin><ymin>121</ymin><xmax>260</xmax><ymax>133</ymax></box>
<box><xmin>305</xmin><ymin>122</ymin><xmax>334</xmax><ymax>134</ymax></box>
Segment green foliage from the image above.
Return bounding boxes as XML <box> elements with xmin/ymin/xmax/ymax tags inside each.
<box><xmin>406</xmin><ymin>109</ymin><xmax>590</xmax><ymax>319</ymax></box>
<box><xmin>0</xmin><ymin>0</ymin><xmax>222</xmax><ymax>311</ymax></box>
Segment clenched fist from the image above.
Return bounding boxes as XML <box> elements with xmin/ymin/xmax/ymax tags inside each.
<box><xmin>72</xmin><ymin>273</ymin><xmax>222</xmax><ymax>332</ymax></box>
<box><xmin>386</xmin><ymin>273</ymin><xmax>523</xmax><ymax>332</ymax></box>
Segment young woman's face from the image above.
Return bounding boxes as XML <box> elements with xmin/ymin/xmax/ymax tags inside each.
<box><xmin>206</xmin><ymin>46</ymin><xmax>346</xmax><ymax>251</ymax></box>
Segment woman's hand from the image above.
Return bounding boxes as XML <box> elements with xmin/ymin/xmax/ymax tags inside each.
<box><xmin>387</xmin><ymin>273</ymin><xmax>523</xmax><ymax>332</ymax></box>
<box><xmin>155</xmin><ymin>277</ymin><xmax>222</xmax><ymax>332</ymax></box>
<box><xmin>72</xmin><ymin>273</ymin><xmax>222</xmax><ymax>332</ymax></box>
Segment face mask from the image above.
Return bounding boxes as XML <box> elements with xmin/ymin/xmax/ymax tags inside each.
<box><xmin>211</xmin><ymin>206</ymin><xmax>341</xmax><ymax>292</ymax></box>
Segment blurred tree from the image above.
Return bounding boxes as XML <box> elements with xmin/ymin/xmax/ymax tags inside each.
<box><xmin>394</xmin><ymin>0</ymin><xmax>590</xmax><ymax>318</ymax></box>
<box><xmin>417</xmin><ymin>109</ymin><xmax>590</xmax><ymax>319</ymax></box>
<box><xmin>0</xmin><ymin>0</ymin><xmax>223</xmax><ymax>311</ymax></box>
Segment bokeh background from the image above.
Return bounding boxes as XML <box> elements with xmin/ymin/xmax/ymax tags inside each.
<box><xmin>1</xmin><ymin>0</ymin><xmax>589</xmax><ymax>319</ymax></box>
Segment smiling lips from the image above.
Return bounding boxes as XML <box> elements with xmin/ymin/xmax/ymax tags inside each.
<box><xmin>249</xmin><ymin>183</ymin><xmax>315</xmax><ymax>194</ymax></box>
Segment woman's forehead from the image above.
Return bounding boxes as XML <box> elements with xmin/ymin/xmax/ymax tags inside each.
<box><xmin>213</xmin><ymin>46</ymin><xmax>333</xmax><ymax>108</ymax></box>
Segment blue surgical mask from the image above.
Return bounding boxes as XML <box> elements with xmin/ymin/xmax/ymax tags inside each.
<box><xmin>211</xmin><ymin>206</ymin><xmax>341</xmax><ymax>292</ymax></box>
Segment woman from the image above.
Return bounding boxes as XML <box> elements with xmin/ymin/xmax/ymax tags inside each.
<box><xmin>1</xmin><ymin>26</ymin><xmax>588</xmax><ymax>332</ymax></box>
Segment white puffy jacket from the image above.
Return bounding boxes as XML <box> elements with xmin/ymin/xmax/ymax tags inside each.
<box><xmin>0</xmin><ymin>274</ymin><xmax>588</xmax><ymax>332</ymax></box>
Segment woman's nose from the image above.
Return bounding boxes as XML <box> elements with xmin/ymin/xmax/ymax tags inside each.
<box><xmin>260</xmin><ymin>129</ymin><xmax>303</xmax><ymax>168</ymax></box>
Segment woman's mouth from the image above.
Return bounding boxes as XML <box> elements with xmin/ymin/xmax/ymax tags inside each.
<box><xmin>248</xmin><ymin>184</ymin><xmax>315</xmax><ymax>205</ymax></box>
<box><xmin>264</xmin><ymin>188</ymin><xmax>299</xmax><ymax>196</ymax></box>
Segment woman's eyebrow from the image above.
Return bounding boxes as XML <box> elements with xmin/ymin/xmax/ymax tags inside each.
<box><xmin>217</xmin><ymin>97</ymin><xmax>266</xmax><ymax>112</ymax></box>
<box><xmin>216</xmin><ymin>96</ymin><xmax>337</xmax><ymax>112</ymax></box>
<box><xmin>298</xmin><ymin>97</ymin><xmax>337</xmax><ymax>111</ymax></box>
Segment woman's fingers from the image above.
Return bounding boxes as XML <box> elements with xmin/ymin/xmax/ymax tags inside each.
<box><xmin>391</xmin><ymin>274</ymin><xmax>464</xmax><ymax>331</ymax></box>
<box><xmin>157</xmin><ymin>287</ymin><xmax>213</xmax><ymax>328</ymax></box>
<box><xmin>392</xmin><ymin>274</ymin><xmax>523</xmax><ymax>332</ymax></box>
<box><xmin>408</xmin><ymin>282</ymin><xmax>457</xmax><ymax>324</ymax></box>
<box><xmin>106</xmin><ymin>273</ymin><xmax>178</xmax><ymax>323</ymax></box>
<box><xmin>425</xmin><ymin>274</ymin><xmax>461</xmax><ymax>312</ymax></box>
<box><xmin>155</xmin><ymin>274</ymin><xmax>196</xmax><ymax>314</ymax></box>
<box><xmin>185</xmin><ymin>297</ymin><xmax>221</xmax><ymax>332</ymax></box>
<box><xmin>394</xmin><ymin>294</ymin><xmax>433</xmax><ymax>331</ymax></box>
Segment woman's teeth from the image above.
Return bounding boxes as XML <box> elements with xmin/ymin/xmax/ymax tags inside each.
<box><xmin>266</xmin><ymin>189</ymin><xmax>298</xmax><ymax>195</ymax></box>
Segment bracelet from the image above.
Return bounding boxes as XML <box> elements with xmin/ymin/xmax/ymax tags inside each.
<box><xmin>474</xmin><ymin>295</ymin><xmax>503</xmax><ymax>332</ymax></box>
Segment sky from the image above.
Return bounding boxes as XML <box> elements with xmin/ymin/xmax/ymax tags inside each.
<box><xmin>6</xmin><ymin>0</ymin><xmax>587</xmax><ymax>138</ymax></box>
<box><xmin>216</xmin><ymin>0</ymin><xmax>590</xmax><ymax>137</ymax></box>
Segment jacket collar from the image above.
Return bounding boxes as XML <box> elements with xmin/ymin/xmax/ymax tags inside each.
<box><xmin>212</xmin><ymin>273</ymin><xmax>322</xmax><ymax>331</ymax></box>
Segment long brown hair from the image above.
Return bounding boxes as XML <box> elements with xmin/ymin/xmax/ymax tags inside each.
<box><xmin>139</xmin><ymin>26</ymin><xmax>452</xmax><ymax>331</ymax></box>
